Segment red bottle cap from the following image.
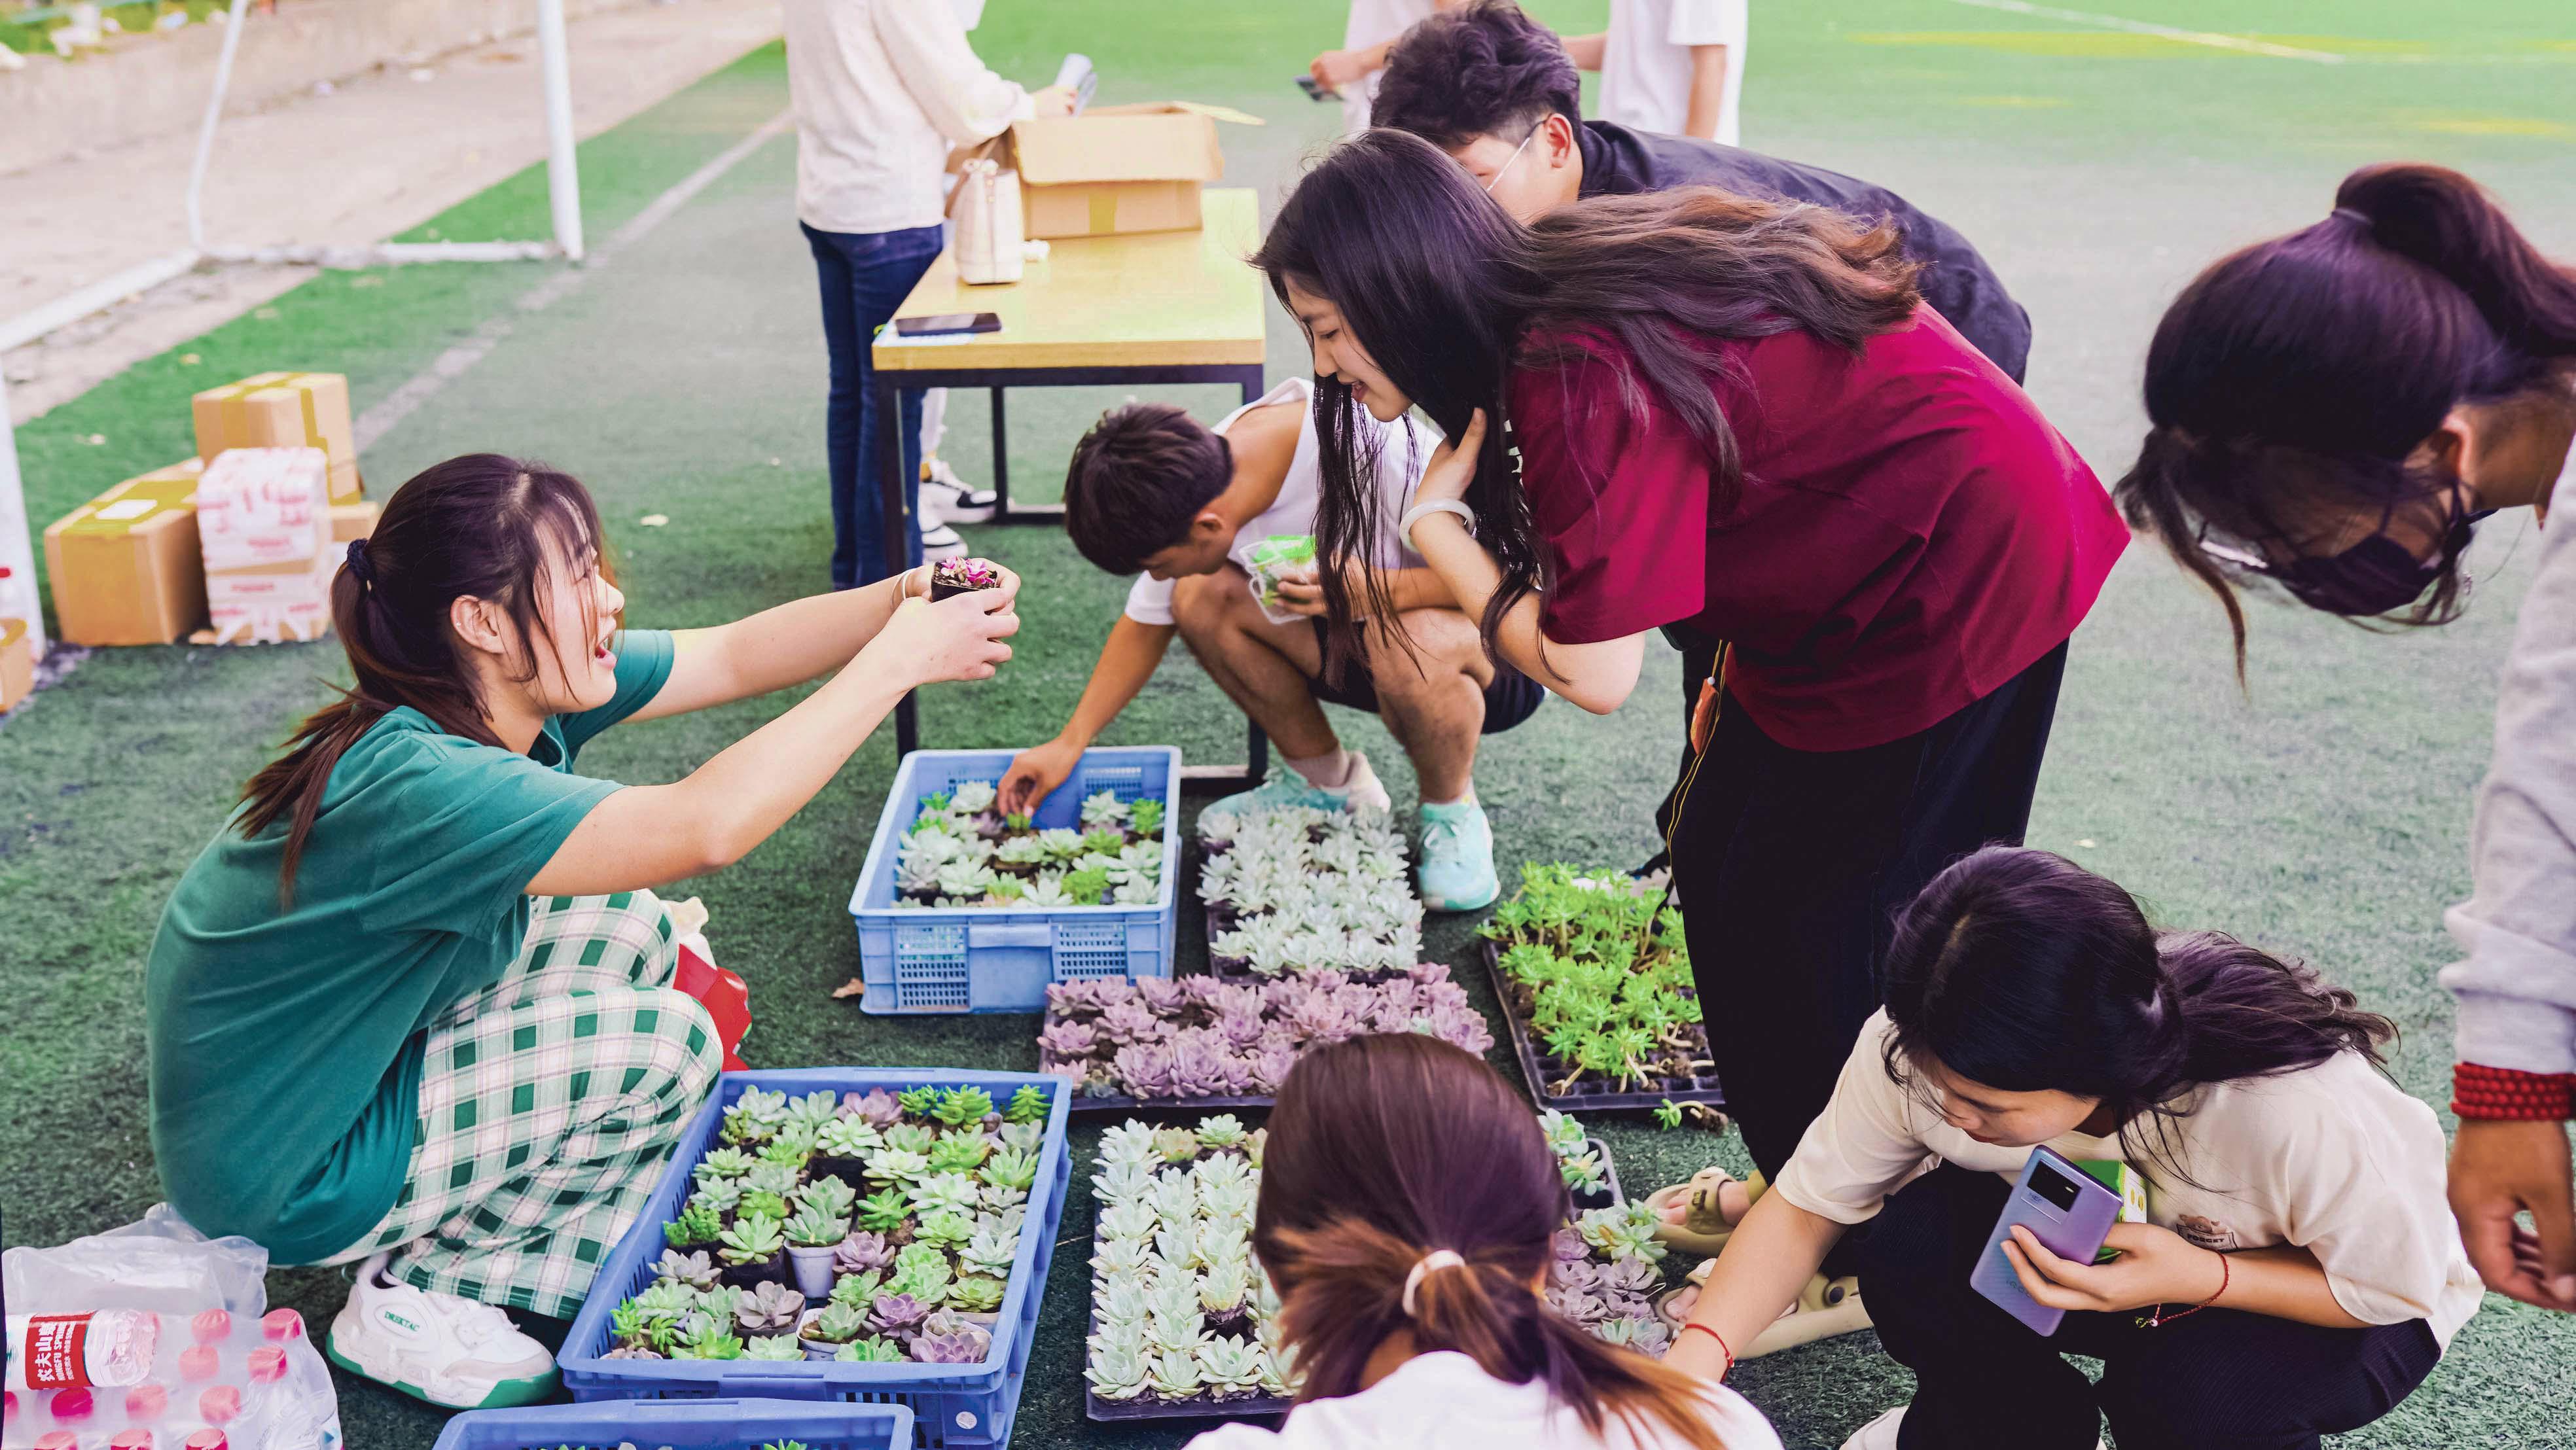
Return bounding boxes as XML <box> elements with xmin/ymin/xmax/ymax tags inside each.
<box><xmin>47</xmin><ymin>1388</ymin><xmax>94</xmax><ymax>1423</ymax></box>
<box><xmin>125</xmin><ymin>1385</ymin><xmax>170</xmax><ymax>1419</ymax></box>
<box><xmin>35</xmin><ymin>1433</ymin><xmax>81</xmax><ymax>1450</ymax></box>
<box><xmin>191</xmin><ymin>1309</ymin><xmax>232</xmax><ymax>1345</ymax></box>
<box><xmin>112</xmin><ymin>1430</ymin><xmax>156</xmax><ymax>1450</ymax></box>
<box><xmin>185</xmin><ymin>1432</ymin><xmax>229</xmax><ymax>1450</ymax></box>
<box><xmin>198</xmin><ymin>1387</ymin><xmax>241</xmax><ymax>1426</ymax></box>
<box><xmin>245</xmin><ymin>1346</ymin><xmax>287</xmax><ymax>1385</ymax></box>
<box><xmin>3</xmin><ymin>1389</ymin><xmax>14</xmax><ymax>1423</ymax></box>
<box><xmin>259</xmin><ymin>1309</ymin><xmax>304</xmax><ymax>1343</ymax></box>
<box><xmin>178</xmin><ymin>1345</ymin><xmax>221</xmax><ymax>1381</ymax></box>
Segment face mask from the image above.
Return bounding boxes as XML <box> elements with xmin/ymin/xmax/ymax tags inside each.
<box><xmin>1483</xmin><ymin>126</ymin><xmax>1538</xmax><ymax>196</ymax></box>
<box><xmin>2268</xmin><ymin>497</ymin><xmax>2493</xmax><ymax>617</ymax></box>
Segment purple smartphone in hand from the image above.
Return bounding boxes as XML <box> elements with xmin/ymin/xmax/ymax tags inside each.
<box><xmin>1969</xmin><ymin>1145</ymin><xmax>2126</xmax><ymax>1336</ymax></box>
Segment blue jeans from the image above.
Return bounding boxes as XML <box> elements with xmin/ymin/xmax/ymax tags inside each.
<box><xmin>804</xmin><ymin>221</ymin><xmax>943</xmax><ymax>588</ymax></box>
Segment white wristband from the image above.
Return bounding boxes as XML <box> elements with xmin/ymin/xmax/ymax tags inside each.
<box><xmin>1399</xmin><ymin>499</ymin><xmax>1477</xmax><ymax>553</ymax></box>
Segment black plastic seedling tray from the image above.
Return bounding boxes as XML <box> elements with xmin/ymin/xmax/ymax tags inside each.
<box><xmin>1482</xmin><ymin>941</ymin><xmax>1728</xmax><ymax>1116</ymax></box>
<box><xmin>1067</xmin><ymin>1088</ymin><xmax>1274</xmax><ymax>1118</ymax></box>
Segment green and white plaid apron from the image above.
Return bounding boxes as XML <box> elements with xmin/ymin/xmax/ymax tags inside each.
<box><xmin>319</xmin><ymin>891</ymin><xmax>721</xmax><ymax>1318</ymax></box>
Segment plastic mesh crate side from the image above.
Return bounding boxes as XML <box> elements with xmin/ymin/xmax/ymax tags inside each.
<box><xmin>1051</xmin><ymin>919</ymin><xmax>1130</xmax><ymax>981</ymax></box>
<box><xmin>894</xmin><ymin>923</ymin><xmax>972</xmax><ymax>1010</ymax></box>
<box><xmin>433</xmin><ymin>1398</ymin><xmax>914</xmax><ymax>1450</ymax></box>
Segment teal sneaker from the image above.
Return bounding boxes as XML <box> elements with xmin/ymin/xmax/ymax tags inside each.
<box><xmin>1201</xmin><ymin>751</ymin><xmax>1391</xmax><ymax>831</ymax></box>
<box><xmin>1417</xmin><ymin>797</ymin><xmax>1499</xmax><ymax>911</ymax></box>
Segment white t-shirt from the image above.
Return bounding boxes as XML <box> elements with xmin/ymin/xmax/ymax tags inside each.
<box><xmin>1187</xmin><ymin>1351</ymin><xmax>1783</xmax><ymax>1450</ymax></box>
<box><xmin>784</xmin><ymin>0</ymin><xmax>1033</xmax><ymax>235</ymax></box>
<box><xmin>1599</xmin><ymin>0</ymin><xmax>1747</xmax><ymax>146</ymax></box>
<box><xmin>1340</xmin><ymin>0</ymin><xmax>1440</xmax><ymax>134</ymax></box>
<box><xmin>1122</xmin><ymin>378</ymin><xmax>1431</xmax><ymax>627</ymax></box>
<box><xmin>1775</xmin><ymin>1012</ymin><xmax>2486</xmax><ymax>1348</ymax></box>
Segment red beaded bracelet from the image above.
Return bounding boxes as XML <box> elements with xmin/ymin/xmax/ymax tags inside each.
<box><xmin>1680</xmin><ymin>1320</ymin><xmax>1734</xmax><ymax>1371</ymax></box>
<box><xmin>2141</xmin><ymin>1250</ymin><xmax>2229</xmax><ymax>1328</ymax></box>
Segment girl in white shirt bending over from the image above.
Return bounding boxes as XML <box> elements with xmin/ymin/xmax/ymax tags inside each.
<box><xmin>1666</xmin><ymin>846</ymin><xmax>2478</xmax><ymax>1450</ymax></box>
<box><xmin>1190</xmin><ymin>1034</ymin><xmax>1780</xmax><ymax>1450</ymax></box>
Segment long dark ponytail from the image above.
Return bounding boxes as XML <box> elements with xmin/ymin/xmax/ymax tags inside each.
<box><xmin>1252</xmin><ymin>128</ymin><xmax>1920</xmax><ymax>675</ymax></box>
<box><xmin>1880</xmin><ymin>847</ymin><xmax>2396</xmax><ymax>1180</ymax></box>
<box><xmin>236</xmin><ymin>454</ymin><xmax>605</xmax><ymax>904</ymax></box>
<box><xmin>2117</xmin><ymin>162</ymin><xmax>2576</xmax><ymax>676</ymax></box>
<box><xmin>1257</xmin><ymin>1034</ymin><xmax>1740</xmax><ymax>1449</ymax></box>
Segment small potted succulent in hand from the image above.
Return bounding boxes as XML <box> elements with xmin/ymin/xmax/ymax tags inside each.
<box><xmin>784</xmin><ymin>1204</ymin><xmax>852</xmax><ymax>1298</ymax></box>
<box><xmin>717</xmin><ymin>1211</ymin><xmax>789</xmax><ymax>1288</ymax></box>
<box><xmin>928</xmin><ymin>557</ymin><xmax>1005</xmax><ymax>602</ymax></box>
<box><xmin>798</xmin><ymin>1301</ymin><xmax>869</xmax><ymax>1361</ymax></box>
<box><xmin>734</xmin><ymin>1279</ymin><xmax>806</xmax><ymax>1339</ymax></box>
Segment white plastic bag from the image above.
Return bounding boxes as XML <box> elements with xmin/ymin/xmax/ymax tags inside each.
<box><xmin>952</xmin><ymin>157</ymin><xmax>1026</xmax><ymax>287</ymax></box>
<box><xmin>3</xmin><ymin>1205</ymin><xmax>266</xmax><ymax>1319</ymax></box>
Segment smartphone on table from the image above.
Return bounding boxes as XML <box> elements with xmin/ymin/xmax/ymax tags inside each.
<box><xmin>1970</xmin><ymin>1144</ymin><xmax>2126</xmax><ymax>1335</ymax></box>
<box><xmin>894</xmin><ymin>313</ymin><xmax>1002</xmax><ymax>338</ymax></box>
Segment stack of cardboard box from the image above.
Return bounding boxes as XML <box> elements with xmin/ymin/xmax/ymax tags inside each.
<box><xmin>197</xmin><ymin>447</ymin><xmax>335</xmax><ymax>646</ymax></box>
<box><xmin>43</xmin><ymin>371</ymin><xmax>374</xmax><ymax>648</ymax></box>
<box><xmin>0</xmin><ymin>569</ymin><xmax>31</xmax><ymax>714</ymax></box>
<box><xmin>1001</xmin><ymin>101</ymin><xmax>1259</xmax><ymax>239</ymax></box>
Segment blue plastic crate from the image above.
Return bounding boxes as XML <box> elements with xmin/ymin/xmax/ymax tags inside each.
<box><xmin>432</xmin><ymin>1398</ymin><xmax>914</xmax><ymax>1450</ymax></box>
<box><xmin>848</xmin><ymin>747</ymin><xmax>1181</xmax><ymax>1014</ymax></box>
<box><xmin>559</xmin><ymin>1070</ymin><xmax>1072</xmax><ymax>1450</ymax></box>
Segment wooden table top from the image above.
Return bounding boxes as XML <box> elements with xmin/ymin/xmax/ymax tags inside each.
<box><xmin>871</xmin><ymin>187</ymin><xmax>1266</xmax><ymax>374</ymax></box>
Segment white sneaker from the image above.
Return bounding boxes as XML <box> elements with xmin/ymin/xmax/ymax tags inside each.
<box><xmin>916</xmin><ymin>493</ymin><xmax>967</xmax><ymax>561</ymax></box>
<box><xmin>326</xmin><ymin>1254</ymin><xmax>558</xmax><ymax>1409</ymax></box>
<box><xmin>1840</xmin><ymin>1407</ymin><xmax>2104</xmax><ymax>1450</ymax></box>
<box><xmin>921</xmin><ymin>457</ymin><xmax>997</xmax><ymax>523</ymax></box>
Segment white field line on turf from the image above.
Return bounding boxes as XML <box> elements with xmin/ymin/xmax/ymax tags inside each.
<box><xmin>1941</xmin><ymin>0</ymin><xmax>2346</xmax><ymax>64</ymax></box>
<box><xmin>354</xmin><ymin>107</ymin><xmax>796</xmax><ymax>453</ymax></box>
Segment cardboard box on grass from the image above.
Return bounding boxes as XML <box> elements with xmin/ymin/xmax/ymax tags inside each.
<box><xmin>0</xmin><ymin>618</ymin><xmax>31</xmax><ymax>714</ymax></box>
<box><xmin>195</xmin><ymin>447</ymin><xmax>336</xmax><ymax>646</ymax></box>
<box><xmin>43</xmin><ymin>458</ymin><xmax>209</xmax><ymax>646</ymax></box>
<box><xmin>2076</xmin><ymin>1159</ymin><xmax>2151</xmax><ymax>1263</ymax></box>
<box><xmin>192</xmin><ymin>370</ymin><xmax>364</xmax><ymax>503</ymax></box>
<box><xmin>1005</xmin><ymin>101</ymin><xmax>1260</xmax><ymax>239</ymax></box>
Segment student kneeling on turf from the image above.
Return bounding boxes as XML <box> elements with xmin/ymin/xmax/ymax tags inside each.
<box><xmin>999</xmin><ymin>381</ymin><xmax>1542</xmax><ymax>910</ymax></box>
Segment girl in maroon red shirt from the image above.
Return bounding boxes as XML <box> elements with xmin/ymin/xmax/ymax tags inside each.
<box><xmin>1253</xmin><ymin>130</ymin><xmax>2127</xmax><ymax>1198</ymax></box>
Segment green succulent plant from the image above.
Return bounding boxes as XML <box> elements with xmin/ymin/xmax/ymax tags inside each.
<box><xmin>829</xmin><ymin>1270</ymin><xmax>885</xmax><ymax>1311</ymax></box>
<box><xmin>836</xmin><ymin>1336</ymin><xmax>908</xmax><ymax>1363</ymax></box>
<box><xmin>799</xmin><ymin>1174</ymin><xmax>859</xmax><ymax>1220</ymax></box>
<box><xmin>1003</xmin><ymin>1085</ymin><xmax>1050</xmax><ymax>1125</ymax></box>
<box><xmin>664</xmin><ymin>1202</ymin><xmax>723</xmax><ymax>1250</ymax></box>
<box><xmin>1128</xmin><ymin>798</ymin><xmax>1166</xmax><ymax>838</ymax></box>
<box><xmin>856</xmin><ymin>1186</ymin><xmax>912</xmax><ymax>1233</ymax></box>
<box><xmin>694</xmin><ymin>1147</ymin><xmax>757</xmax><ymax>1182</ymax></box>
<box><xmin>979</xmin><ymin>1147</ymin><xmax>1039</xmax><ymax>1193</ymax></box>
<box><xmin>897</xmin><ymin>1086</ymin><xmax>941</xmax><ymax>1117</ymax></box>
<box><xmin>880</xmin><ymin>1122</ymin><xmax>938</xmax><ymax>1156</ymax></box>
<box><xmin>948</xmin><ymin>1274</ymin><xmax>1007</xmax><ymax>1314</ymax></box>
<box><xmin>926</xmin><ymin>1133</ymin><xmax>992</xmax><ymax>1175</ymax></box>
<box><xmin>803</xmin><ymin>1303</ymin><xmax>868</xmax><ymax>1345</ymax></box>
<box><xmin>933</xmin><ymin>1086</ymin><xmax>995</xmax><ymax>1125</ymax></box>
<box><xmin>785</xmin><ymin>1203</ymin><xmax>851</xmax><ymax>1248</ymax></box>
<box><xmin>736</xmin><ymin>1189</ymin><xmax>791</xmax><ymax>1222</ymax></box>
<box><xmin>742</xmin><ymin>1334</ymin><xmax>804</xmax><ymax>1361</ymax></box>
<box><xmin>916</xmin><ymin>1209</ymin><xmax>977</xmax><ymax>1249</ymax></box>
<box><xmin>716</xmin><ymin>1211</ymin><xmax>785</xmax><ymax>1266</ymax></box>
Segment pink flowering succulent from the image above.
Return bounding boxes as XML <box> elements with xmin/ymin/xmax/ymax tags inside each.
<box><xmin>1035</xmin><ymin>1019</ymin><xmax>1098</xmax><ymax>1059</ymax></box>
<box><xmin>842</xmin><ymin>1089</ymin><xmax>903</xmax><ymax>1128</ymax></box>
<box><xmin>833</xmin><ymin>1231</ymin><xmax>895</xmax><ymax>1275</ymax></box>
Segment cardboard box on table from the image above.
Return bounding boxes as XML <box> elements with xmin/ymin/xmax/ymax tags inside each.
<box><xmin>0</xmin><ymin>618</ymin><xmax>31</xmax><ymax>714</ymax></box>
<box><xmin>195</xmin><ymin>447</ymin><xmax>336</xmax><ymax>646</ymax></box>
<box><xmin>1002</xmin><ymin>101</ymin><xmax>1259</xmax><ymax>239</ymax></box>
<box><xmin>331</xmin><ymin>500</ymin><xmax>380</xmax><ymax>543</ymax></box>
<box><xmin>192</xmin><ymin>371</ymin><xmax>364</xmax><ymax>504</ymax></box>
<box><xmin>42</xmin><ymin>458</ymin><xmax>209</xmax><ymax>646</ymax></box>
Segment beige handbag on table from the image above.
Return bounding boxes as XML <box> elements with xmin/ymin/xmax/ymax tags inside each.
<box><xmin>950</xmin><ymin>154</ymin><xmax>1025</xmax><ymax>286</ymax></box>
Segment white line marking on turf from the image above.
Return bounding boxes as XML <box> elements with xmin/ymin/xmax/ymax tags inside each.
<box><xmin>355</xmin><ymin>107</ymin><xmax>795</xmax><ymax>453</ymax></box>
<box><xmin>1941</xmin><ymin>0</ymin><xmax>2346</xmax><ymax>63</ymax></box>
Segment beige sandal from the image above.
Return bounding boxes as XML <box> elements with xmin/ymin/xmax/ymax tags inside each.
<box><xmin>1643</xmin><ymin>1165</ymin><xmax>1750</xmax><ymax>1256</ymax></box>
<box><xmin>1656</xmin><ymin>1262</ymin><xmax>1870</xmax><ymax>1358</ymax></box>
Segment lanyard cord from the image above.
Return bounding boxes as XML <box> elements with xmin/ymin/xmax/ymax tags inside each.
<box><xmin>1655</xmin><ymin>641</ymin><xmax>1728</xmax><ymax>923</ymax></box>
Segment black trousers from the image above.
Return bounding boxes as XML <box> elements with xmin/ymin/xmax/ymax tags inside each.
<box><xmin>1667</xmin><ymin>642</ymin><xmax>2068</xmax><ymax>1179</ymax></box>
<box><xmin>1857</xmin><ymin>1167</ymin><xmax>2443</xmax><ymax>1450</ymax></box>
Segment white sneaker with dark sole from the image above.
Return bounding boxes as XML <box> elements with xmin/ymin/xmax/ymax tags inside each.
<box><xmin>921</xmin><ymin>457</ymin><xmax>997</xmax><ymax>523</ymax></box>
<box><xmin>917</xmin><ymin>495</ymin><xmax>967</xmax><ymax>562</ymax></box>
<box><xmin>326</xmin><ymin>1254</ymin><xmax>558</xmax><ymax>1409</ymax></box>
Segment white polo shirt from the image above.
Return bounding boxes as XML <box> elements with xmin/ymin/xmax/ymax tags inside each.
<box><xmin>1599</xmin><ymin>0</ymin><xmax>1747</xmax><ymax>146</ymax></box>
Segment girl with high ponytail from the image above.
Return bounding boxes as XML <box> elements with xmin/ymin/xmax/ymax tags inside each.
<box><xmin>2115</xmin><ymin>164</ymin><xmax>2576</xmax><ymax>1318</ymax></box>
<box><xmin>1187</xmin><ymin>1033</ymin><xmax>1778</xmax><ymax>1450</ymax></box>
<box><xmin>1670</xmin><ymin>847</ymin><xmax>2478</xmax><ymax>1450</ymax></box>
<box><xmin>146</xmin><ymin>455</ymin><xmax>1018</xmax><ymax>1409</ymax></box>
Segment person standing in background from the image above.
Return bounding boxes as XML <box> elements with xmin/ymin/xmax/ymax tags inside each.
<box><xmin>784</xmin><ymin>0</ymin><xmax>1071</xmax><ymax>589</ymax></box>
<box><xmin>1309</xmin><ymin>0</ymin><xmax>1461</xmax><ymax>135</ymax></box>
<box><xmin>1564</xmin><ymin>0</ymin><xmax>1746</xmax><ymax>145</ymax></box>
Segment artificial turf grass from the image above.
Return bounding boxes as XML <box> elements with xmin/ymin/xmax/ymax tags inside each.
<box><xmin>10</xmin><ymin>1</ymin><xmax>2576</xmax><ymax>1446</ymax></box>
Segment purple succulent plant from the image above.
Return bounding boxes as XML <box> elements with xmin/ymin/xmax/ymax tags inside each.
<box><xmin>1043</xmin><ymin>981</ymin><xmax>1096</xmax><ymax>1017</ymax></box>
<box><xmin>1134</xmin><ymin>976</ymin><xmax>1188</xmax><ymax>1013</ymax></box>
<box><xmin>1208</xmin><ymin>981</ymin><xmax>1265</xmax><ymax>1017</ymax></box>
<box><xmin>1212</xmin><ymin>1009</ymin><xmax>1267</xmax><ymax>1052</ymax></box>
<box><xmin>1090</xmin><ymin>979</ymin><xmax>1141</xmax><ymax>1011</ymax></box>
<box><xmin>1550</xmin><ymin>1257</ymin><xmax>1603</xmax><ymax>1294</ymax></box>
<box><xmin>868</xmin><ymin>1292</ymin><xmax>931</xmax><ymax>1335</ymax></box>
<box><xmin>833</xmin><ymin>1231</ymin><xmax>895</xmax><ymax>1275</ymax></box>
<box><xmin>910</xmin><ymin>1326</ymin><xmax>993</xmax><ymax>1363</ymax></box>
<box><xmin>1096</xmin><ymin>1001</ymin><xmax>1164</xmax><ymax>1046</ymax></box>
<box><xmin>845</xmin><ymin>1089</ymin><xmax>902</xmax><ymax>1129</ymax></box>
<box><xmin>1035</xmin><ymin>1019</ymin><xmax>1098</xmax><ymax>1059</ymax></box>
<box><xmin>1552</xmin><ymin>1228</ymin><xmax>1592</xmax><ymax>1264</ymax></box>
<box><xmin>1111</xmin><ymin>1042</ymin><xmax>1180</xmax><ymax>1099</ymax></box>
<box><xmin>1244</xmin><ymin>1042</ymin><xmax>1298</xmax><ymax>1095</ymax></box>
<box><xmin>1165</xmin><ymin>1031</ymin><xmax>1248</xmax><ymax>1097</ymax></box>
<box><xmin>1408</xmin><ymin>961</ymin><xmax>1450</xmax><ymax>985</ymax></box>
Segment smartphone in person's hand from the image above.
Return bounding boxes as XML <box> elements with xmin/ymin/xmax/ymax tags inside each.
<box><xmin>1295</xmin><ymin>75</ymin><xmax>1336</xmax><ymax>102</ymax></box>
<box><xmin>1970</xmin><ymin>1146</ymin><xmax>2126</xmax><ymax>1335</ymax></box>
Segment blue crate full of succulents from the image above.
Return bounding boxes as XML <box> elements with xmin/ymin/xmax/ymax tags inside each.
<box><xmin>431</xmin><ymin>1398</ymin><xmax>914</xmax><ymax>1450</ymax></box>
<box><xmin>849</xmin><ymin>747</ymin><xmax>1183</xmax><ymax>1014</ymax></box>
<box><xmin>558</xmin><ymin>1069</ymin><xmax>1073</xmax><ymax>1450</ymax></box>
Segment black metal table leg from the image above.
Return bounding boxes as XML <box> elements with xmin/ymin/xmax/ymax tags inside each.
<box><xmin>989</xmin><ymin>385</ymin><xmax>1010</xmax><ymax>517</ymax></box>
<box><xmin>878</xmin><ymin>373</ymin><xmax>918</xmax><ymax>758</ymax></box>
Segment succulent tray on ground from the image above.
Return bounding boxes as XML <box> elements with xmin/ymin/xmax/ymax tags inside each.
<box><xmin>890</xmin><ymin>778</ymin><xmax>1170</xmax><ymax>911</ymax></box>
<box><xmin>1082</xmin><ymin>1116</ymin><xmax>1296</xmax><ymax>1421</ymax></box>
<box><xmin>1197</xmin><ymin>805</ymin><xmax>1422</xmax><ymax>979</ymax></box>
<box><xmin>1037</xmin><ymin>968</ymin><xmax>1492</xmax><ymax>1112</ymax></box>
<box><xmin>1478</xmin><ymin>862</ymin><xmax>1726</xmax><ymax>1116</ymax></box>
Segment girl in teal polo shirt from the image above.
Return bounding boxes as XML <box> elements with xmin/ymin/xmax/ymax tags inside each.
<box><xmin>144</xmin><ymin>453</ymin><xmax>1017</xmax><ymax>1408</ymax></box>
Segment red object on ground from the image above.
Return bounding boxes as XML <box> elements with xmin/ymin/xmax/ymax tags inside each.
<box><xmin>190</xmin><ymin>1310</ymin><xmax>230</xmax><ymax>1345</ymax></box>
<box><xmin>258</xmin><ymin>1310</ymin><xmax>302</xmax><ymax>1343</ymax></box>
<box><xmin>674</xmin><ymin>938</ymin><xmax>750</xmax><ymax>1070</ymax></box>
<box><xmin>177</xmin><ymin>1346</ymin><xmax>219</xmax><ymax>1382</ymax></box>
<box><xmin>198</xmin><ymin>1387</ymin><xmax>240</xmax><ymax>1425</ymax></box>
<box><xmin>124</xmin><ymin>1385</ymin><xmax>168</xmax><ymax>1419</ymax></box>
